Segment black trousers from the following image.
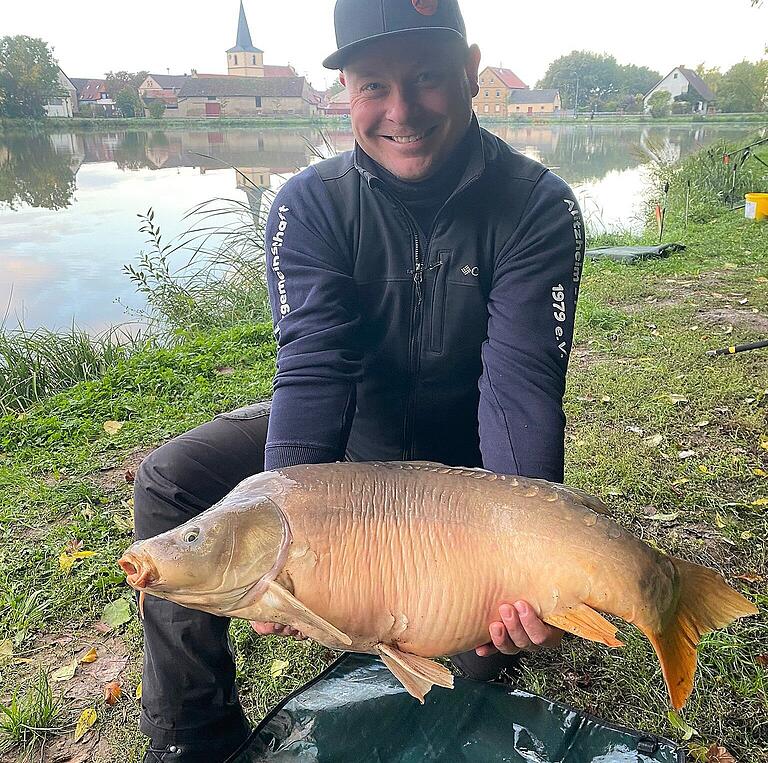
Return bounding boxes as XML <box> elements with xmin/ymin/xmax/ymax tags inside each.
<box><xmin>134</xmin><ymin>402</ymin><xmax>518</xmax><ymax>747</ymax></box>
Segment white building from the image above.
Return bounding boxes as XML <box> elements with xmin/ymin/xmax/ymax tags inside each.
<box><xmin>644</xmin><ymin>66</ymin><xmax>715</xmax><ymax>114</ymax></box>
<box><xmin>44</xmin><ymin>68</ymin><xmax>78</xmax><ymax>118</ymax></box>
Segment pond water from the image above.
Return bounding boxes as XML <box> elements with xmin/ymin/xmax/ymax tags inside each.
<box><xmin>0</xmin><ymin>123</ymin><xmax>757</xmax><ymax>331</ymax></box>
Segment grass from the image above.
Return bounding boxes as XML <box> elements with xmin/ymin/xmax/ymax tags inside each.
<box><xmin>0</xmin><ymin>143</ymin><xmax>766</xmax><ymax>761</ymax></box>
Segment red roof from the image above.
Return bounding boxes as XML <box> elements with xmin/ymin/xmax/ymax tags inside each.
<box><xmin>265</xmin><ymin>65</ymin><xmax>297</xmax><ymax>77</ymax></box>
<box><xmin>485</xmin><ymin>67</ymin><xmax>527</xmax><ymax>90</ymax></box>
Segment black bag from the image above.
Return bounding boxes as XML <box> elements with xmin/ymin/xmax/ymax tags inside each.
<box><xmin>242</xmin><ymin>653</ymin><xmax>685</xmax><ymax>762</ymax></box>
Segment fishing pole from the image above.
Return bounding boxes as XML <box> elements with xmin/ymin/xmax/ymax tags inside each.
<box><xmin>706</xmin><ymin>339</ymin><xmax>768</xmax><ymax>357</ymax></box>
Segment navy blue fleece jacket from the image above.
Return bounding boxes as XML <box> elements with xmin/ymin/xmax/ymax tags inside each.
<box><xmin>263</xmin><ymin>120</ymin><xmax>584</xmax><ymax>481</ymax></box>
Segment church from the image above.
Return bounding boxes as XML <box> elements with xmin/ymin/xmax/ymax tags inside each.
<box><xmin>141</xmin><ymin>2</ymin><xmax>321</xmax><ymax>118</ymax></box>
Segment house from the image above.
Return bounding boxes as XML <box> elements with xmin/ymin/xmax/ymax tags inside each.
<box><xmin>473</xmin><ymin>66</ymin><xmax>527</xmax><ymax>116</ymax></box>
<box><xmin>320</xmin><ymin>89</ymin><xmax>351</xmax><ymax>116</ymax></box>
<box><xmin>44</xmin><ymin>68</ymin><xmax>78</xmax><ymax>117</ymax></box>
<box><xmin>508</xmin><ymin>89</ymin><xmax>562</xmax><ymax>117</ymax></box>
<box><xmin>644</xmin><ymin>66</ymin><xmax>715</xmax><ymax>114</ymax></box>
<box><xmin>138</xmin><ymin>74</ymin><xmax>190</xmax><ymax>97</ymax></box>
<box><xmin>71</xmin><ymin>78</ymin><xmax>116</xmax><ymax>115</ymax></box>
<box><xmin>176</xmin><ymin>76</ymin><xmax>318</xmax><ymax>118</ymax></box>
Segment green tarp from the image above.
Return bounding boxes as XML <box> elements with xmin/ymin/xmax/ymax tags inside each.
<box><xmin>586</xmin><ymin>243</ymin><xmax>686</xmax><ymax>264</ymax></box>
<box><xmin>243</xmin><ymin>653</ymin><xmax>685</xmax><ymax>762</ymax></box>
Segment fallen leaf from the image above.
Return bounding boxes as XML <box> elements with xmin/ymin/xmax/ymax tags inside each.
<box><xmin>79</xmin><ymin>648</ymin><xmax>98</xmax><ymax>664</ymax></box>
<box><xmin>706</xmin><ymin>743</ymin><xmax>737</xmax><ymax>763</ymax></box>
<box><xmin>101</xmin><ymin>598</ymin><xmax>132</xmax><ymax>630</ymax></box>
<box><xmin>714</xmin><ymin>512</ymin><xmax>727</xmax><ymax>529</ymax></box>
<box><xmin>124</xmin><ymin>469</ymin><xmax>135</xmax><ymax>483</ymax></box>
<box><xmin>754</xmin><ymin>469</ymin><xmax>767</xmax><ymax>477</ymax></box>
<box><xmin>625</xmin><ymin>426</ymin><xmax>644</xmax><ymax>435</ymax></box>
<box><xmin>74</xmin><ymin>708</ymin><xmax>97</xmax><ymax>742</ymax></box>
<box><xmin>59</xmin><ymin>550</ymin><xmax>96</xmax><ymax>574</ymax></box>
<box><xmin>52</xmin><ymin>659</ymin><xmax>78</xmax><ymax>682</ymax></box>
<box><xmin>645</xmin><ymin>434</ymin><xmax>664</xmax><ymax>447</ymax></box>
<box><xmin>756</xmin><ymin>655</ymin><xmax>768</xmax><ymax>667</ymax></box>
<box><xmin>64</xmin><ymin>539</ymin><xmax>84</xmax><ymax>554</ymax></box>
<box><xmin>761</xmin><ymin>438</ymin><xmax>768</xmax><ymax>452</ymax></box>
<box><xmin>270</xmin><ymin>659</ymin><xmax>290</xmax><ymax>678</ymax></box>
<box><xmin>698</xmin><ymin>465</ymin><xmax>710</xmax><ymax>474</ymax></box>
<box><xmin>740</xmin><ymin>531</ymin><xmax>753</xmax><ymax>540</ymax></box>
<box><xmin>667</xmin><ymin>710</ymin><xmax>698</xmax><ymax>741</ymax></box>
<box><xmin>601</xmin><ymin>395</ymin><xmax>612</xmax><ymax>404</ymax></box>
<box><xmin>678</xmin><ymin>450</ymin><xmax>697</xmax><ymax>460</ymax></box>
<box><xmin>648</xmin><ymin>512</ymin><xmax>680</xmax><ymax>522</ymax></box>
<box><xmin>103</xmin><ymin>681</ymin><xmax>122</xmax><ymax>706</ymax></box>
<box><xmin>722</xmin><ymin>325</ymin><xmax>734</xmax><ymax>335</ymax></box>
<box><xmin>672</xmin><ymin>478</ymin><xmax>691</xmax><ymax>486</ymax></box>
<box><xmin>735</xmin><ymin>573</ymin><xmax>763</xmax><ymax>583</ymax></box>
<box><xmin>695</xmin><ymin>420</ymin><xmax>710</xmax><ymax>428</ymax></box>
<box><xmin>135</xmin><ymin>681</ymin><xmax>142</xmax><ymax>699</ymax></box>
<box><xmin>0</xmin><ymin>639</ymin><xmax>13</xmax><ymax>660</ymax></box>
<box><xmin>103</xmin><ymin>420</ymin><xmax>125</xmax><ymax>435</ymax></box>
<box><xmin>669</xmin><ymin>394</ymin><xmax>689</xmax><ymax>404</ymax></box>
<box><xmin>752</xmin><ymin>498</ymin><xmax>768</xmax><ymax>506</ymax></box>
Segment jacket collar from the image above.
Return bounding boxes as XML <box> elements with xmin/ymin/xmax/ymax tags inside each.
<box><xmin>353</xmin><ymin>112</ymin><xmax>487</xmax><ymax>196</ymax></box>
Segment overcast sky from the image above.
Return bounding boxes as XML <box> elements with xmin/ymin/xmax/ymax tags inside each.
<box><xmin>4</xmin><ymin>0</ymin><xmax>767</xmax><ymax>91</ymax></box>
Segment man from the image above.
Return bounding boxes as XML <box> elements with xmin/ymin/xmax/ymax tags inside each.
<box><xmin>134</xmin><ymin>0</ymin><xmax>584</xmax><ymax>760</ymax></box>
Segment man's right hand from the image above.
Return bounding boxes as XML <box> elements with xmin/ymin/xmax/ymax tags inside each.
<box><xmin>250</xmin><ymin>621</ymin><xmax>306</xmax><ymax>640</ymax></box>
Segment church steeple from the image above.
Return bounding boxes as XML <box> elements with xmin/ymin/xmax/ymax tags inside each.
<box><xmin>227</xmin><ymin>1</ymin><xmax>264</xmax><ymax>77</ymax></box>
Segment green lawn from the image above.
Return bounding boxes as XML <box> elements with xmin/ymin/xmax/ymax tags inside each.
<box><xmin>1</xmin><ymin>158</ymin><xmax>767</xmax><ymax>761</ymax></box>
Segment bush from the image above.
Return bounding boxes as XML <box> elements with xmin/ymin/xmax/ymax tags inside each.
<box><xmin>647</xmin><ymin>91</ymin><xmax>671</xmax><ymax>118</ymax></box>
<box><xmin>148</xmin><ymin>101</ymin><xmax>166</xmax><ymax>119</ymax></box>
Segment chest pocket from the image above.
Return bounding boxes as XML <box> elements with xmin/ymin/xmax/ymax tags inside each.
<box><xmin>428</xmin><ymin>249</ymin><xmax>451</xmax><ymax>354</ymax></box>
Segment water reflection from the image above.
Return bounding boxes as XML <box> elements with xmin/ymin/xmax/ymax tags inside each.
<box><xmin>0</xmin><ymin>123</ymin><xmax>756</xmax><ymax>330</ymax></box>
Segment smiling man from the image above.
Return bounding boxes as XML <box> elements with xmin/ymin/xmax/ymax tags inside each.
<box><xmin>133</xmin><ymin>1</ymin><xmax>585</xmax><ymax>761</ymax></box>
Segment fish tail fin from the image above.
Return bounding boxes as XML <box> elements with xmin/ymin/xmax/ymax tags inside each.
<box><xmin>641</xmin><ymin>557</ymin><xmax>757</xmax><ymax>709</ymax></box>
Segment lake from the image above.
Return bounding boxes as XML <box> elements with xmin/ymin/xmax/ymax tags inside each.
<box><xmin>0</xmin><ymin>122</ymin><xmax>757</xmax><ymax>332</ymax></box>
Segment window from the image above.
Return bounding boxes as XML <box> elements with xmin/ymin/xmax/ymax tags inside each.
<box><xmin>207</xmin><ymin>96</ymin><xmax>217</xmax><ymax>101</ymax></box>
<box><xmin>480</xmin><ymin>78</ymin><xmax>484</xmax><ymax>84</ymax></box>
<box><xmin>252</xmin><ymin>56</ymin><xmax>256</xmax><ymax>65</ymax></box>
<box><xmin>495</xmin><ymin>104</ymin><xmax>500</xmax><ymax>112</ymax></box>
<box><xmin>673</xmin><ymin>72</ymin><xmax>678</xmax><ymax>79</ymax></box>
<box><xmin>234</xmin><ymin>55</ymin><xmax>238</xmax><ymax>65</ymax></box>
<box><xmin>484</xmin><ymin>90</ymin><xmax>489</xmax><ymax>97</ymax></box>
<box><xmin>484</xmin><ymin>104</ymin><xmax>489</xmax><ymax>112</ymax></box>
<box><xmin>516</xmin><ymin>106</ymin><xmax>520</xmax><ymax>111</ymax></box>
<box><xmin>496</xmin><ymin>90</ymin><xmax>500</xmax><ymax>97</ymax></box>
<box><xmin>255</xmin><ymin>96</ymin><xmax>262</xmax><ymax>107</ymax></box>
<box><xmin>490</xmin><ymin>78</ymin><xmax>495</xmax><ymax>84</ymax></box>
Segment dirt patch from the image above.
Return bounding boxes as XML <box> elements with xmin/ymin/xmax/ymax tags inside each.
<box><xmin>697</xmin><ymin>309</ymin><xmax>768</xmax><ymax>333</ymax></box>
<box><xmin>90</xmin><ymin>445</ymin><xmax>159</xmax><ymax>492</ymax></box>
<box><xmin>620</xmin><ymin>297</ymin><xmax>682</xmax><ymax>315</ymax></box>
<box><xmin>570</xmin><ymin>346</ymin><xmax>610</xmax><ymax>368</ymax></box>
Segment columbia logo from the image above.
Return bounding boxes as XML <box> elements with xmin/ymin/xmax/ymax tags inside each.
<box><xmin>461</xmin><ymin>265</ymin><xmax>479</xmax><ymax>277</ymax></box>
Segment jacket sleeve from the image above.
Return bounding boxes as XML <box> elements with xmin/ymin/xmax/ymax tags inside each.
<box><xmin>263</xmin><ymin>169</ymin><xmax>361</xmax><ymax>470</ymax></box>
<box><xmin>478</xmin><ymin>171</ymin><xmax>585</xmax><ymax>482</ymax></box>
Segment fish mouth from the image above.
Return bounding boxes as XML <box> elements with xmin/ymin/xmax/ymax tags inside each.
<box><xmin>118</xmin><ymin>553</ymin><xmax>159</xmax><ymax>590</ymax></box>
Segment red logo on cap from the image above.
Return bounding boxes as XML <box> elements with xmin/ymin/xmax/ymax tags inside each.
<box><xmin>412</xmin><ymin>0</ymin><xmax>438</xmax><ymax>16</ymax></box>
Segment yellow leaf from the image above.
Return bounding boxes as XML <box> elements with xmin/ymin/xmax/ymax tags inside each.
<box><xmin>752</xmin><ymin>498</ymin><xmax>768</xmax><ymax>506</ymax></box>
<box><xmin>52</xmin><ymin>659</ymin><xmax>78</xmax><ymax>682</ymax></box>
<box><xmin>270</xmin><ymin>659</ymin><xmax>290</xmax><ymax>678</ymax></box>
<box><xmin>103</xmin><ymin>420</ymin><xmax>125</xmax><ymax>435</ymax></box>
<box><xmin>135</xmin><ymin>681</ymin><xmax>142</xmax><ymax>699</ymax></box>
<box><xmin>0</xmin><ymin>639</ymin><xmax>12</xmax><ymax>660</ymax></box>
<box><xmin>59</xmin><ymin>550</ymin><xmax>96</xmax><ymax>574</ymax></box>
<box><xmin>755</xmin><ymin>469</ymin><xmax>768</xmax><ymax>477</ymax></box>
<box><xmin>74</xmin><ymin>708</ymin><xmax>97</xmax><ymax>742</ymax></box>
<box><xmin>79</xmin><ymin>648</ymin><xmax>98</xmax><ymax>664</ymax></box>
<box><xmin>714</xmin><ymin>512</ymin><xmax>727</xmax><ymax>529</ymax></box>
<box><xmin>672</xmin><ymin>478</ymin><xmax>691</xmax><ymax>486</ymax></box>
<box><xmin>760</xmin><ymin>438</ymin><xmax>768</xmax><ymax>452</ymax></box>
<box><xmin>698</xmin><ymin>465</ymin><xmax>710</xmax><ymax>474</ymax></box>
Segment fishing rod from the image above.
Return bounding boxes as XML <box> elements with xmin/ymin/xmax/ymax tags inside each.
<box><xmin>706</xmin><ymin>339</ymin><xmax>768</xmax><ymax>357</ymax></box>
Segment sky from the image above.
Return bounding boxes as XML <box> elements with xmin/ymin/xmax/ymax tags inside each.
<box><xmin>3</xmin><ymin>0</ymin><xmax>767</xmax><ymax>92</ymax></box>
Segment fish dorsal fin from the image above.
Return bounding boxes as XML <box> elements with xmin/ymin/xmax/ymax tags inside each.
<box><xmin>558</xmin><ymin>485</ymin><xmax>611</xmax><ymax>515</ymax></box>
<box><xmin>377</xmin><ymin>643</ymin><xmax>454</xmax><ymax>703</ymax></box>
<box><xmin>262</xmin><ymin>582</ymin><xmax>352</xmax><ymax>646</ymax></box>
<box><xmin>545</xmin><ymin>604</ymin><xmax>625</xmax><ymax>647</ymax></box>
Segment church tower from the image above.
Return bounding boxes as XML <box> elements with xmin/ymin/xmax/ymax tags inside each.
<box><xmin>227</xmin><ymin>1</ymin><xmax>264</xmax><ymax>77</ymax></box>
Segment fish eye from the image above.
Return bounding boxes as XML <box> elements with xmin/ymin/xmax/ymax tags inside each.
<box><xmin>182</xmin><ymin>527</ymin><xmax>201</xmax><ymax>544</ymax></box>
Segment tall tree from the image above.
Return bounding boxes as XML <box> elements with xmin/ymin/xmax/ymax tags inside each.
<box><xmin>618</xmin><ymin>64</ymin><xmax>662</xmax><ymax>98</ymax></box>
<box><xmin>0</xmin><ymin>36</ymin><xmax>61</xmax><ymax>118</ymax></box>
<box><xmin>718</xmin><ymin>60</ymin><xmax>768</xmax><ymax>112</ymax></box>
<box><xmin>694</xmin><ymin>63</ymin><xmax>723</xmax><ymax>97</ymax></box>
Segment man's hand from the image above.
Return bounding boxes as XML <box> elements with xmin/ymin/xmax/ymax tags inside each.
<box><xmin>475</xmin><ymin>601</ymin><xmax>563</xmax><ymax>657</ymax></box>
<box><xmin>250</xmin><ymin>621</ymin><xmax>306</xmax><ymax>640</ymax></box>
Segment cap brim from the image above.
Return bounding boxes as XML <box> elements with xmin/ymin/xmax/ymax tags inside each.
<box><xmin>323</xmin><ymin>27</ymin><xmax>465</xmax><ymax>70</ymax></box>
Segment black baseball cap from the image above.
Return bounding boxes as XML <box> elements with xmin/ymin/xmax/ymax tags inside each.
<box><xmin>323</xmin><ymin>0</ymin><xmax>467</xmax><ymax>70</ymax></box>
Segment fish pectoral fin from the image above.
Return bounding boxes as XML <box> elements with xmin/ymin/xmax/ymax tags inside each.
<box><xmin>376</xmin><ymin>643</ymin><xmax>454</xmax><ymax>704</ymax></box>
<box><xmin>263</xmin><ymin>582</ymin><xmax>352</xmax><ymax>646</ymax></box>
<box><xmin>545</xmin><ymin>604</ymin><xmax>625</xmax><ymax>647</ymax></box>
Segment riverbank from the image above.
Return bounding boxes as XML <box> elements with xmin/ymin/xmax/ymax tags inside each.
<box><xmin>1</xmin><ymin>112</ymin><xmax>766</xmax><ymax>134</ymax></box>
<box><xmin>0</xmin><ymin>148</ymin><xmax>766</xmax><ymax>762</ymax></box>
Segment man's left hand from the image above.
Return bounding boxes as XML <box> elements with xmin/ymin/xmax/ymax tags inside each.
<box><xmin>475</xmin><ymin>601</ymin><xmax>563</xmax><ymax>657</ymax></box>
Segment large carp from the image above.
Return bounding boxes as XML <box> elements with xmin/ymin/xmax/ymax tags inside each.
<box><xmin>119</xmin><ymin>462</ymin><xmax>757</xmax><ymax>708</ymax></box>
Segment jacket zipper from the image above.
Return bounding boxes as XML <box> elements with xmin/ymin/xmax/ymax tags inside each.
<box><xmin>403</xmin><ymin>222</ymin><xmax>423</xmax><ymax>460</ymax></box>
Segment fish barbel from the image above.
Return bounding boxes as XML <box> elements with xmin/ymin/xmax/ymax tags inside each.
<box><xmin>119</xmin><ymin>462</ymin><xmax>757</xmax><ymax>707</ymax></box>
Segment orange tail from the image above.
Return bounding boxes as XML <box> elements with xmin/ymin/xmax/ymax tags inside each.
<box><xmin>640</xmin><ymin>557</ymin><xmax>758</xmax><ymax>709</ymax></box>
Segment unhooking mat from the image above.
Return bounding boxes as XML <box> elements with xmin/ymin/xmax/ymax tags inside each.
<box><xmin>243</xmin><ymin>653</ymin><xmax>685</xmax><ymax>762</ymax></box>
<box><xmin>586</xmin><ymin>243</ymin><xmax>686</xmax><ymax>264</ymax></box>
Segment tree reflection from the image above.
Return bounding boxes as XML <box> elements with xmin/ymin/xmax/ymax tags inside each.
<box><xmin>0</xmin><ymin>134</ymin><xmax>77</xmax><ymax>211</ymax></box>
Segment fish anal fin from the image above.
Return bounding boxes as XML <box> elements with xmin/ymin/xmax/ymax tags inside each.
<box><xmin>262</xmin><ymin>581</ymin><xmax>352</xmax><ymax>646</ymax></box>
<box><xmin>377</xmin><ymin>643</ymin><xmax>454</xmax><ymax>704</ymax></box>
<box><xmin>545</xmin><ymin>604</ymin><xmax>625</xmax><ymax>647</ymax></box>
